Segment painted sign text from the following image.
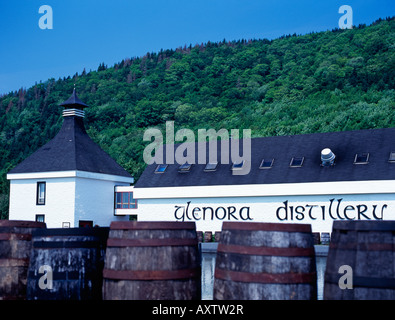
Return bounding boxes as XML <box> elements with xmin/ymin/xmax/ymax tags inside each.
<box><xmin>174</xmin><ymin>201</ymin><xmax>252</xmax><ymax>222</ymax></box>
<box><xmin>276</xmin><ymin>199</ymin><xmax>387</xmax><ymax>221</ymax></box>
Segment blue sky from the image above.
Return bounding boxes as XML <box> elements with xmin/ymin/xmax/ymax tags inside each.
<box><xmin>0</xmin><ymin>0</ymin><xmax>393</xmax><ymax>95</ymax></box>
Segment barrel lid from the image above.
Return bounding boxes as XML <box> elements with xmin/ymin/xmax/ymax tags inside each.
<box><xmin>0</xmin><ymin>220</ymin><xmax>46</xmax><ymax>228</ymax></box>
<box><xmin>332</xmin><ymin>220</ymin><xmax>395</xmax><ymax>232</ymax></box>
<box><xmin>110</xmin><ymin>221</ymin><xmax>196</xmax><ymax>230</ymax></box>
<box><xmin>222</xmin><ymin>221</ymin><xmax>312</xmax><ymax>233</ymax></box>
<box><xmin>32</xmin><ymin>227</ymin><xmax>109</xmax><ymax>237</ymax></box>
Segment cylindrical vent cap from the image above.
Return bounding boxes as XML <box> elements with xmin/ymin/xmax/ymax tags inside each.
<box><xmin>321</xmin><ymin>148</ymin><xmax>335</xmax><ymax>165</ymax></box>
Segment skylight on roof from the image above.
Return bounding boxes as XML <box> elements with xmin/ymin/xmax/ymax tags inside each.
<box><xmin>290</xmin><ymin>157</ymin><xmax>304</xmax><ymax>168</ymax></box>
<box><xmin>232</xmin><ymin>160</ymin><xmax>244</xmax><ymax>170</ymax></box>
<box><xmin>259</xmin><ymin>159</ymin><xmax>274</xmax><ymax>169</ymax></box>
<box><xmin>354</xmin><ymin>153</ymin><xmax>369</xmax><ymax>165</ymax></box>
<box><xmin>178</xmin><ymin>163</ymin><xmax>192</xmax><ymax>173</ymax></box>
<box><xmin>204</xmin><ymin>162</ymin><xmax>218</xmax><ymax>172</ymax></box>
<box><xmin>389</xmin><ymin>152</ymin><xmax>395</xmax><ymax>163</ymax></box>
<box><xmin>155</xmin><ymin>164</ymin><xmax>168</xmax><ymax>173</ymax></box>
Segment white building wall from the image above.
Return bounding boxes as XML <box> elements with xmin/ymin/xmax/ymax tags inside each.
<box><xmin>116</xmin><ymin>182</ymin><xmax>395</xmax><ymax>233</ymax></box>
<box><xmin>74</xmin><ymin>175</ymin><xmax>129</xmax><ymax>227</ymax></box>
<box><xmin>127</xmin><ymin>193</ymin><xmax>395</xmax><ymax>233</ymax></box>
<box><xmin>8</xmin><ymin>170</ymin><xmax>133</xmax><ymax>228</ymax></box>
<box><xmin>8</xmin><ymin>177</ymin><xmax>76</xmax><ymax>228</ymax></box>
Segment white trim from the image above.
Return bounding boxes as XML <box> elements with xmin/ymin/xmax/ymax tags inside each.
<box><xmin>116</xmin><ymin>185</ymin><xmax>135</xmax><ymax>192</ymax></box>
<box><xmin>76</xmin><ymin>171</ymin><xmax>133</xmax><ymax>184</ymax></box>
<box><xmin>7</xmin><ymin>170</ymin><xmax>133</xmax><ymax>184</ymax></box>
<box><xmin>131</xmin><ymin>180</ymin><xmax>395</xmax><ymax>199</ymax></box>
<box><xmin>62</xmin><ymin>109</ymin><xmax>85</xmax><ymax>118</ymax></box>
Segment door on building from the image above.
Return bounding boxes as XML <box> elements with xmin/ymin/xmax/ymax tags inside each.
<box><xmin>79</xmin><ymin>220</ymin><xmax>93</xmax><ymax>228</ymax></box>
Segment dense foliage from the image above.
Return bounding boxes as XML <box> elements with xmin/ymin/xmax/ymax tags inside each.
<box><xmin>0</xmin><ymin>18</ymin><xmax>394</xmax><ymax>218</ymax></box>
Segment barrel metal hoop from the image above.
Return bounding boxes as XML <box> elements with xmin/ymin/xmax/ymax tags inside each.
<box><xmin>32</xmin><ymin>227</ymin><xmax>109</xmax><ymax>237</ymax></box>
<box><xmin>32</xmin><ymin>240</ymin><xmax>101</xmax><ymax>249</ymax></box>
<box><xmin>102</xmin><ymin>268</ymin><xmax>200</xmax><ymax>281</ymax></box>
<box><xmin>0</xmin><ymin>295</ymin><xmax>25</xmax><ymax>300</ymax></box>
<box><xmin>0</xmin><ymin>233</ymin><xmax>32</xmax><ymax>241</ymax></box>
<box><xmin>217</xmin><ymin>244</ymin><xmax>315</xmax><ymax>257</ymax></box>
<box><xmin>28</xmin><ymin>270</ymin><xmax>100</xmax><ymax>281</ymax></box>
<box><xmin>325</xmin><ymin>273</ymin><xmax>395</xmax><ymax>289</ymax></box>
<box><xmin>215</xmin><ymin>268</ymin><xmax>316</xmax><ymax>284</ymax></box>
<box><xmin>0</xmin><ymin>258</ymin><xmax>29</xmax><ymax>267</ymax></box>
<box><xmin>0</xmin><ymin>220</ymin><xmax>46</xmax><ymax>228</ymax></box>
<box><xmin>107</xmin><ymin>238</ymin><xmax>198</xmax><ymax>247</ymax></box>
<box><xmin>329</xmin><ymin>242</ymin><xmax>394</xmax><ymax>251</ymax></box>
<box><xmin>332</xmin><ymin>221</ymin><xmax>395</xmax><ymax>232</ymax></box>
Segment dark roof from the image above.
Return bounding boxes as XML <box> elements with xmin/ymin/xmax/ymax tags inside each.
<box><xmin>9</xmin><ymin>92</ymin><xmax>132</xmax><ymax>178</ymax></box>
<box><xmin>134</xmin><ymin>127</ymin><xmax>395</xmax><ymax>188</ymax></box>
<box><xmin>59</xmin><ymin>89</ymin><xmax>89</xmax><ymax>109</ymax></box>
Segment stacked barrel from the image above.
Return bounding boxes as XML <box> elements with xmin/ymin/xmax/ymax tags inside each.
<box><xmin>324</xmin><ymin>220</ymin><xmax>395</xmax><ymax>300</ymax></box>
<box><xmin>213</xmin><ymin>222</ymin><xmax>317</xmax><ymax>300</ymax></box>
<box><xmin>1</xmin><ymin>218</ymin><xmax>394</xmax><ymax>300</ymax></box>
<box><xmin>26</xmin><ymin>227</ymin><xmax>109</xmax><ymax>300</ymax></box>
<box><xmin>0</xmin><ymin>220</ymin><xmax>46</xmax><ymax>300</ymax></box>
<box><xmin>102</xmin><ymin>221</ymin><xmax>201</xmax><ymax>300</ymax></box>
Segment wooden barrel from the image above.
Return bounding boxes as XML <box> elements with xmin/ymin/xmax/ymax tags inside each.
<box><xmin>102</xmin><ymin>221</ymin><xmax>201</xmax><ymax>300</ymax></box>
<box><xmin>26</xmin><ymin>227</ymin><xmax>109</xmax><ymax>300</ymax></box>
<box><xmin>0</xmin><ymin>220</ymin><xmax>46</xmax><ymax>300</ymax></box>
<box><xmin>324</xmin><ymin>220</ymin><xmax>395</xmax><ymax>300</ymax></box>
<box><xmin>213</xmin><ymin>222</ymin><xmax>317</xmax><ymax>300</ymax></box>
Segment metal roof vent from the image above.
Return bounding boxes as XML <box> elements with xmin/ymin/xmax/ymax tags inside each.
<box><xmin>321</xmin><ymin>148</ymin><xmax>336</xmax><ymax>166</ymax></box>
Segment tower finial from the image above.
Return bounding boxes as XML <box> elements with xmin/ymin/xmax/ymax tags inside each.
<box><xmin>60</xmin><ymin>88</ymin><xmax>89</xmax><ymax>118</ymax></box>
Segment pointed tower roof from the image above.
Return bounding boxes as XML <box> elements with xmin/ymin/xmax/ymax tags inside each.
<box><xmin>8</xmin><ymin>90</ymin><xmax>133</xmax><ymax>179</ymax></box>
<box><xmin>60</xmin><ymin>88</ymin><xmax>89</xmax><ymax>109</ymax></box>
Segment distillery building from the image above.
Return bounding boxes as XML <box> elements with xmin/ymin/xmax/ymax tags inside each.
<box><xmin>117</xmin><ymin>127</ymin><xmax>395</xmax><ymax>233</ymax></box>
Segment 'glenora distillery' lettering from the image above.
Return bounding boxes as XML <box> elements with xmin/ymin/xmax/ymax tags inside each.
<box><xmin>276</xmin><ymin>199</ymin><xmax>388</xmax><ymax>221</ymax></box>
<box><xmin>174</xmin><ymin>201</ymin><xmax>253</xmax><ymax>222</ymax></box>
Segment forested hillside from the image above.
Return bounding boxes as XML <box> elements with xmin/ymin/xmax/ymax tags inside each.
<box><xmin>0</xmin><ymin>17</ymin><xmax>394</xmax><ymax>218</ymax></box>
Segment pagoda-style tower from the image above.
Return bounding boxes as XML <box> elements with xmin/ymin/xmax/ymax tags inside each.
<box><xmin>7</xmin><ymin>89</ymin><xmax>133</xmax><ymax>227</ymax></box>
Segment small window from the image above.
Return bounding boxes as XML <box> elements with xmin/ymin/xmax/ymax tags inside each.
<box><xmin>122</xmin><ymin>192</ymin><xmax>129</xmax><ymax>208</ymax></box>
<box><xmin>115</xmin><ymin>192</ymin><xmax>137</xmax><ymax>209</ymax></box>
<box><xmin>290</xmin><ymin>157</ymin><xmax>304</xmax><ymax>167</ymax></box>
<box><xmin>204</xmin><ymin>162</ymin><xmax>218</xmax><ymax>172</ymax></box>
<box><xmin>115</xmin><ymin>192</ymin><xmax>122</xmax><ymax>209</ymax></box>
<box><xmin>178</xmin><ymin>163</ymin><xmax>192</xmax><ymax>173</ymax></box>
<box><xmin>259</xmin><ymin>159</ymin><xmax>274</xmax><ymax>169</ymax></box>
<box><xmin>354</xmin><ymin>153</ymin><xmax>369</xmax><ymax>164</ymax></box>
<box><xmin>35</xmin><ymin>214</ymin><xmax>45</xmax><ymax>223</ymax></box>
<box><xmin>231</xmin><ymin>160</ymin><xmax>244</xmax><ymax>170</ymax></box>
<box><xmin>36</xmin><ymin>182</ymin><xmax>46</xmax><ymax>205</ymax></box>
<box><xmin>388</xmin><ymin>152</ymin><xmax>395</xmax><ymax>163</ymax></box>
<box><xmin>155</xmin><ymin>164</ymin><xmax>168</xmax><ymax>173</ymax></box>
